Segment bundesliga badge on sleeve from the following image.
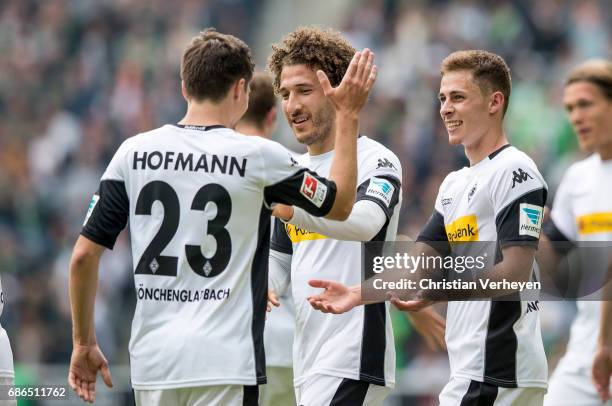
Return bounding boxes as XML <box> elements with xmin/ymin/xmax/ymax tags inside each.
<box><xmin>300</xmin><ymin>173</ymin><xmax>327</xmax><ymax>208</ymax></box>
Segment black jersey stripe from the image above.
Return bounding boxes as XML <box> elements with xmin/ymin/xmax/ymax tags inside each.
<box><xmin>81</xmin><ymin>179</ymin><xmax>129</xmax><ymax>249</ymax></box>
<box><xmin>459</xmin><ymin>380</ymin><xmax>499</xmax><ymax>406</ymax></box>
<box><xmin>171</xmin><ymin>123</ymin><xmax>226</xmax><ymax>131</ymax></box>
<box><xmin>483</xmin><ymin>296</ymin><xmax>521</xmax><ymax>387</ymax></box>
<box><xmin>250</xmin><ymin>204</ymin><xmax>272</xmax><ymax>385</ymax></box>
<box><xmin>355</xmin><ymin>175</ymin><xmax>401</xmax><ymax>220</ymax></box>
<box><xmin>270</xmin><ymin>217</ymin><xmax>293</xmax><ymax>254</ymax></box>
<box><xmin>263</xmin><ymin>168</ymin><xmax>337</xmax><ymax>217</ymax></box>
<box><xmin>416</xmin><ymin>210</ymin><xmax>451</xmax><ymax>257</ymax></box>
<box><xmin>242</xmin><ymin>385</ymin><xmax>259</xmax><ymax>406</ymax></box>
<box><xmin>330</xmin><ymin>378</ymin><xmax>370</xmax><ymax>405</ymax></box>
<box><xmin>358</xmin><ymin>216</ymin><xmax>393</xmax><ymax>386</ymax></box>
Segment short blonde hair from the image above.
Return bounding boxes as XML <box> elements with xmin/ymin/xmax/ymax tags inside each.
<box><xmin>441</xmin><ymin>50</ymin><xmax>512</xmax><ymax>116</ymax></box>
<box><xmin>565</xmin><ymin>59</ymin><xmax>612</xmax><ymax>100</ymax></box>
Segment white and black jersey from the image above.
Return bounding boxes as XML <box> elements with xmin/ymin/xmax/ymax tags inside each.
<box><xmin>81</xmin><ymin>124</ymin><xmax>339</xmax><ymax>390</ymax></box>
<box><xmin>417</xmin><ymin>145</ymin><xmax>548</xmax><ymax>389</ymax></box>
<box><xmin>0</xmin><ymin>277</ymin><xmax>14</xmax><ymax>378</ymax></box>
<box><xmin>545</xmin><ymin>153</ymin><xmax>612</xmax><ymax>367</ymax></box>
<box><xmin>270</xmin><ymin>136</ymin><xmax>400</xmax><ymax>389</ymax></box>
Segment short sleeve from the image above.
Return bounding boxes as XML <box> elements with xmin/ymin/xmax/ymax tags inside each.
<box><xmin>80</xmin><ymin>140</ymin><xmax>130</xmax><ymax>249</ymax></box>
<box><xmin>490</xmin><ymin>162</ymin><xmax>548</xmax><ymax>247</ymax></box>
<box><xmin>416</xmin><ymin>210</ymin><xmax>451</xmax><ymax>256</ymax></box>
<box><xmin>355</xmin><ymin>175</ymin><xmax>401</xmax><ymax>220</ymax></box>
<box><xmin>548</xmin><ymin>169</ymin><xmax>578</xmax><ymax>241</ymax></box>
<box><xmin>260</xmin><ymin>140</ymin><xmax>337</xmax><ymax>217</ymax></box>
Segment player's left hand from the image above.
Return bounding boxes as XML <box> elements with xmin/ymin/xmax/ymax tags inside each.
<box><xmin>272</xmin><ymin>204</ymin><xmax>294</xmax><ymax>221</ymax></box>
<box><xmin>592</xmin><ymin>345</ymin><xmax>612</xmax><ymax>402</ymax></box>
<box><xmin>317</xmin><ymin>48</ymin><xmax>377</xmax><ymax>117</ymax></box>
<box><xmin>389</xmin><ymin>293</ymin><xmax>433</xmax><ymax>312</ymax></box>
<box><xmin>68</xmin><ymin>343</ymin><xmax>113</xmax><ymax>403</ymax></box>
<box><xmin>307</xmin><ymin>280</ymin><xmax>360</xmax><ymax>314</ymax></box>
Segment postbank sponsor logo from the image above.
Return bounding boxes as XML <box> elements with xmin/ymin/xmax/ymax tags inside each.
<box><xmin>445</xmin><ymin>214</ymin><xmax>479</xmax><ymax>242</ymax></box>
<box><xmin>577</xmin><ymin>212</ymin><xmax>612</xmax><ymax>235</ymax></box>
<box><xmin>286</xmin><ymin>224</ymin><xmax>327</xmax><ymax>243</ymax></box>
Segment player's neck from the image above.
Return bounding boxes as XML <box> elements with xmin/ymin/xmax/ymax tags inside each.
<box><xmin>179</xmin><ymin>100</ymin><xmax>236</xmax><ymax>128</ymax></box>
<box><xmin>464</xmin><ymin>127</ymin><xmax>508</xmax><ymax>166</ymax></box>
<box><xmin>598</xmin><ymin>143</ymin><xmax>612</xmax><ymax>161</ymax></box>
<box><xmin>307</xmin><ymin>132</ymin><xmax>336</xmax><ymax>156</ymax></box>
<box><xmin>235</xmin><ymin>123</ymin><xmax>269</xmax><ymax>139</ymax></box>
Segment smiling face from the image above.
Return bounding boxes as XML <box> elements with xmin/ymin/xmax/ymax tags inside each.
<box><xmin>278</xmin><ymin>64</ymin><xmax>335</xmax><ymax>147</ymax></box>
<box><xmin>563</xmin><ymin>81</ymin><xmax>612</xmax><ymax>154</ymax></box>
<box><xmin>438</xmin><ymin>70</ymin><xmax>499</xmax><ymax>147</ymax></box>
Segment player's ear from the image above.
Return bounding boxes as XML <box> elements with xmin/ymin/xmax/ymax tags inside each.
<box><xmin>266</xmin><ymin>106</ymin><xmax>277</xmax><ymax>126</ymax></box>
<box><xmin>181</xmin><ymin>80</ymin><xmax>189</xmax><ymax>102</ymax></box>
<box><xmin>489</xmin><ymin>91</ymin><xmax>504</xmax><ymax>115</ymax></box>
<box><xmin>234</xmin><ymin>78</ymin><xmax>247</xmax><ymax>100</ymax></box>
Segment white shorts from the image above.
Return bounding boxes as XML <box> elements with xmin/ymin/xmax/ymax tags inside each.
<box><xmin>545</xmin><ymin>359</ymin><xmax>612</xmax><ymax>406</ymax></box>
<box><xmin>134</xmin><ymin>385</ymin><xmax>258</xmax><ymax>406</ymax></box>
<box><xmin>295</xmin><ymin>374</ymin><xmax>391</xmax><ymax>406</ymax></box>
<box><xmin>0</xmin><ymin>376</ymin><xmax>16</xmax><ymax>406</ymax></box>
<box><xmin>439</xmin><ymin>376</ymin><xmax>545</xmax><ymax>406</ymax></box>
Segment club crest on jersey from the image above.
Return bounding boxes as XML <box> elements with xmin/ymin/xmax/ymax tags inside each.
<box><xmin>82</xmin><ymin>194</ymin><xmax>100</xmax><ymax>226</ymax></box>
<box><xmin>467</xmin><ymin>183</ymin><xmax>477</xmax><ymax>203</ymax></box>
<box><xmin>445</xmin><ymin>214</ymin><xmax>479</xmax><ymax>242</ymax></box>
<box><xmin>519</xmin><ymin>203</ymin><xmax>543</xmax><ymax>237</ymax></box>
<box><xmin>366</xmin><ymin>177</ymin><xmax>395</xmax><ymax>207</ymax></box>
<box><xmin>300</xmin><ymin>173</ymin><xmax>327</xmax><ymax>208</ymax></box>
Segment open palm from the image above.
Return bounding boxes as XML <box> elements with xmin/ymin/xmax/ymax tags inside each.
<box><xmin>68</xmin><ymin>344</ymin><xmax>113</xmax><ymax>404</ymax></box>
<box><xmin>307</xmin><ymin>280</ymin><xmax>359</xmax><ymax>314</ymax></box>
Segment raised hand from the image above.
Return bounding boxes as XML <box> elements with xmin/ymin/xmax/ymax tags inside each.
<box><xmin>592</xmin><ymin>345</ymin><xmax>612</xmax><ymax>402</ymax></box>
<box><xmin>68</xmin><ymin>343</ymin><xmax>113</xmax><ymax>403</ymax></box>
<box><xmin>316</xmin><ymin>49</ymin><xmax>377</xmax><ymax>117</ymax></box>
<box><xmin>307</xmin><ymin>280</ymin><xmax>360</xmax><ymax>314</ymax></box>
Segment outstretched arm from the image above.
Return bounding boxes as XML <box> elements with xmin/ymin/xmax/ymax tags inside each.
<box><xmin>322</xmin><ymin>49</ymin><xmax>377</xmax><ymax>220</ymax></box>
<box><xmin>69</xmin><ymin>236</ymin><xmax>113</xmax><ymax>403</ymax></box>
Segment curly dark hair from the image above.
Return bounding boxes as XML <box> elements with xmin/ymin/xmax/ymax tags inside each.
<box><xmin>181</xmin><ymin>28</ymin><xmax>254</xmax><ymax>102</ymax></box>
<box><xmin>267</xmin><ymin>26</ymin><xmax>356</xmax><ymax>94</ymax></box>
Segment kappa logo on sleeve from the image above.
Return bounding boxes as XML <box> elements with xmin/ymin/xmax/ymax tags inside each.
<box><xmin>366</xmin><ymin>177</ymin><xmax>395</xmax><ymax>207</ymax></box>
<box><xmin>376</xmin><ymin>158</ymin><xmax>397</xmax><ymax>171</ymax></box>
<box><xmin>83</xmin><ymin>194</ymin><xmax>100</xmax><ymax>226</ymax></box>
<box><xmin>519</xmin><ymin>203</ymin><xmax>543</xmax><ymax>237</ymax></box>
<box><xmin>300</xmin><ymin>173</ymin><xmax>327</xmax><ymax>208</ymax></box>
<box><xmin>511</xmin><ymin>168</ymin><xmax>534</xmax><ymax>188</ymax></box>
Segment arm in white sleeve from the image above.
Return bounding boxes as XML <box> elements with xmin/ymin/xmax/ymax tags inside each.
<box><xmin>269</xmin><ymin>249</ymin><xmax>292</xmax><ymax>296</ymax></box>
<box><xmin>288</xmin><ymin>199</ymin><xmax>387</xmax><ymax>241</ymax></box>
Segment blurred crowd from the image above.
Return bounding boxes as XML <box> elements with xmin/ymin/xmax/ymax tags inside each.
<box><xmin>0</xmin><ymin>0</ymin><xmax>610</xmax><ymax>402</ymax></box>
